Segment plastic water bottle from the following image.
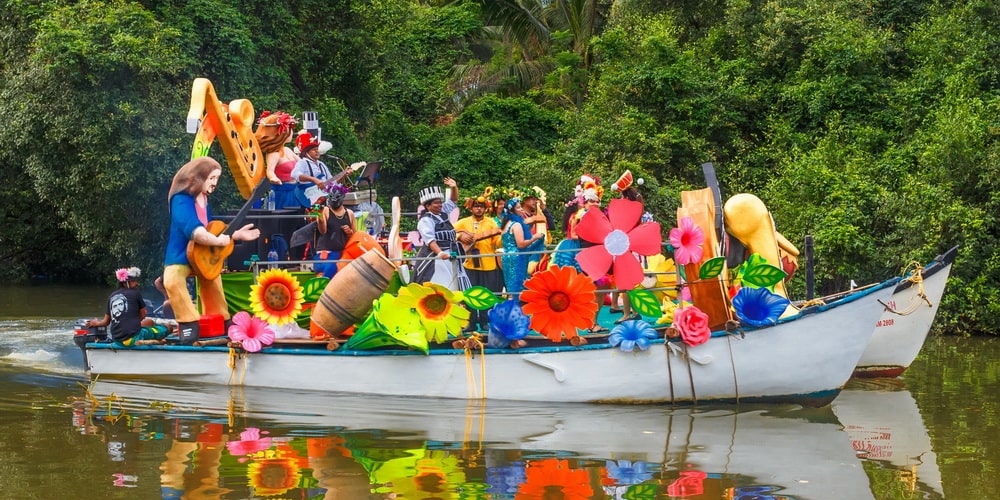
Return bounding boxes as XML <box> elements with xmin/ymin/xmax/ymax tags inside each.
<box><xmin>266</xmin><ymin>191</ymin><xmax>276</xmax><ymax>211</ymax></box>
<box><xmin>267</xmin><ymin>248</ymin><xmax>279</xmax><ymax>268</ymax></box>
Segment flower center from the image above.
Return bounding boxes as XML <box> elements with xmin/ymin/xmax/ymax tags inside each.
<box><xmin>264</xmin><ymin>283</ymin><xmax>291</xmax><ymax>311</ymax></box>
<box><xmin>548</xmin><ymin>291</ymin><xmax>571</xmax><ymax>312</ymax></box>
<box><xmin>421</xmin><ymin>293</ymin><xmax>449</xmax><ymax>316</ymax></box>
<box><xmin>603</xmin><ymin>229</ymin><xmax>629</xmax><ymax>256</ymax></box>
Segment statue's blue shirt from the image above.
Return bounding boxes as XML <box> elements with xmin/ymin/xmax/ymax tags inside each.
<box><xmin>165</xmin><ymin>193</ymin><xmax>209</xmax><ymax>266</ymax></box>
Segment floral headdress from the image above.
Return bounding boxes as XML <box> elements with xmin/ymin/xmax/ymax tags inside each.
<box><xmin>568</xmin><ymin>174</ymin><xmax>603</xmax><ymax>206</ymax></box>
<box><xmin>463</xmin><ymin>186</ymin><xmax>495</xmax><ymax>210</ymax></box>
<box><xmin>114</xmin><ymin>267</ymin><xmax>141</xmax><ymax>283</ymax></box>
<box><xmin>257</xmin><ymin>111</ymin><xmax>297</xmax><ymax>137</ymax></box>
<box><xmin>323</xmin><ymin>182</ymin><xmax>350</xmax><ymax>195</ymax></box>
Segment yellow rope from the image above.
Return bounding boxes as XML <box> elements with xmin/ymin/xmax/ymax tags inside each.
<box><xmin>882</xmin><ymin>261</ymin><xmax>931</xmax><ymax>316</ymax></box>
<box><xmin>799</xmin><ymin>298</ymin><xmax>827</xmax><ymax>308</ymax></box>
<box><xmin>227</xmin><ymin>346</ymin><xmax>248</xmax><ymax>386</ymax></box>
<box><xmin>463</xmin><ymin>334</ymin><xmax>487</xmax><ymax>400</ymax></box>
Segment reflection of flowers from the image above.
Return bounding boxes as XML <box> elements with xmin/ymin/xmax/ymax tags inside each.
<box><xmin>605</xmin><ymin>460</ymin><xmax>653</xmax><ymax>485</ymax></box>
<box><xmin>228</xmin><ymin>311</ymin><xmax>275</xmax><ymax>352</ymax></box>
<box><xmin>732</xmin><ymin>286</ymin><xmax>790</xmax><ymax>327</ymax></box>
<box><xmin>674</xmin><ymin>306</ymin><xmax>711</xmax><ymax>346</ymax></box>
<box><xmin>396</xmin><ymin>282</ymin><xmax>470</xmax><ymax>343</ymax></box>
<box><xmin>521</xmin><ymin>266</ymin><xmax>598</xmax><ymax>342</ymax></box>
<box><xmin>250</xmin><ymin>268</ymin><xmax>305</xmax><ymax>325</ymax></box>
<box><xmin>487</xmin><ymin>463</ymin><xmax>527</xmax><ymax>496</ymax></box>
<box><xmin>226</xmin><ymin>427</ymin><xmax>273</xmax><ymax>458</ymax></box>
<box><xmin>246</xmin><ymin>444</ymin><xmax>309</xmax><ymax>497</ymax></box>
<box><xmin>516</xmin><ymin>458</ymin><xmax>593</xmax><ymax>499</ymax></box>
<box><xmin>667</xmin><ymin>470</ymin><xmax>707</xmax><ymax>497</ymax></box>
<box><xmin>575</xmin><ymin>198</ymin><xmax>663</xmax><ymax>289</ymax></box>
<box><xmin>488</xmin><ymin>300</ymin><xmax>531</xmax><ymax>348</ymax></box>
<box><xmin>379</xmin><ymin>450</ymin><xmax>467</xmax><ymax>499</ymax></box>
<box><xmin>669</xmin><ymin>217</ymin><xmax>704</xmax><ymax>266</ymax></box>
<box><xmin>609</xmin><ymin>320</ymin><xmax>658</xmax><ymax>352</ymax></box>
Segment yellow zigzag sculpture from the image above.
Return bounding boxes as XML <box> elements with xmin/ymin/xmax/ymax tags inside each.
<box><xmin>186</xmin><ymin>78</ymin><xmax>263</xmax><ymax>200</ymax></box>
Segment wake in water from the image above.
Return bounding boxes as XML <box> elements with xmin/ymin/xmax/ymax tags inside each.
<box><xmin>0</xmin><ymin>318</ymin><xmax>87</xmax><ymax>375</ymax></box>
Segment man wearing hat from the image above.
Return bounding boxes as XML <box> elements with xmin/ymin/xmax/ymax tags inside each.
<box><xmin>85</xmin><ymin>267</ymin><xmax>170</xmax><ymax>346</ymax></box>
<box><xmin>454</xmin><ymin>190</ymin><xmax>503</xmax><ymax>331</ymax></box>
<box><xmin>413</xmin><ymin>177</ymin><xmax>471</xmax><ymax>291</ymax></box>
<box><xmin>291</xmin><ymin>132</ymin><xmax>334</xmax><ymax>207</ymax></box>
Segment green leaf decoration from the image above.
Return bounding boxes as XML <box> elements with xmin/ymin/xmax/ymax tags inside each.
<box><xmin>677</xmin><ymin>262</ymin><xmax>687</xmax><ymax>282</ymax></box>
<box><xmin>742</xmin><ymin>264</ymin><xmax>787</xmax><ymax>288</ymax></box>
<box><xmin>698</xmin><ymin>256</ymin><xmax>726</xmax><ymax>279</ymax></box>
<box><xmin>624</xmin><ymin>483</ymin><xmax>659</xmax><ymax>500</ymax></box>
<box><xmin>301</xmin><ymin>277</ymin><xmax>330</xmax><ymax>303</ymax></box>
<box><xmin>386</xmin><ymin>270</ymin><xmax>403</xmax><ymax>296</ymax></box>
<box><xmin>463</xmin><ymin>286</ymin><xmax>501</xmax><ymax>311</ymax></box>
<box><xmin>627</xmin><ymin>289</ymin><xmax>661</xmax><ymax>318</ymax></box>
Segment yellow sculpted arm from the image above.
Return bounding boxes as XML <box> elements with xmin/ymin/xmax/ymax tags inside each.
<box><xmin>186</xmin><ymin>78</ymin><xmax>264</xmax><ymax>199</ymax></box>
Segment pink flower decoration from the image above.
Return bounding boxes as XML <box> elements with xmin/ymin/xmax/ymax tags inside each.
<box><xmin>227</xmin><ymin>311</ymin><xmax>275</xmax><ymax>352</ymax></box>
<box><xmin>669</xmin><ymin>217</ymin><xmax>705</xmax><ymax>266</ymax></box>
<box><xmin>574</xmin><ymin>198</ymin><xmax>663</xmax><ymax>290</ymax></box>
<box><xmin>673</xmin><ymin>306</ymin><xmax>711</xmax><ymax>346</ymax></box>
<box><xmin>115</xmin><ymin>268</ymin><xmax>129</xmax><ymax>282</ymax></box>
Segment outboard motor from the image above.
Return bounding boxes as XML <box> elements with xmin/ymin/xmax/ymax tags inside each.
<box><xmin>73</xmin><ymin>319</ymin><xmax>109</xmax><ymax>370</ymax></box>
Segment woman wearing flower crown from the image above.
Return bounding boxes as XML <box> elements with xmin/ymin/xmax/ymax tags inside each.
<box><xmin>500</xmin><ymin>196</ymin><xmax>545</xmax><ymax>299</ymax></box>
<box><xmin>312</xmin><ymin>182</ymin><xmax>356</xmax><ymax>278</ymax></box>
<box><xmin>412</xmin><ymin>177</ymin><xmax>471</xmax><ymax>291</ymax></box>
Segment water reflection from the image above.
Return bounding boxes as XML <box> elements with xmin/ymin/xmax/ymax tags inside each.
<box><xmin>72</xmin><ymin>379</ymin><xmax>882</xmax><ymax>499</ymax></box>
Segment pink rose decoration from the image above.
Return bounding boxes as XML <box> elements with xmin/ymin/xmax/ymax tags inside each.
<box><xmin>673</xmin><ymin>306</ymin><xmax>711</xmax><ymax>346</ymax></box>
<box><xmin>227</xmin><ymin>311</ymin><xmax>275</xmax><ymax>352</ymax></box>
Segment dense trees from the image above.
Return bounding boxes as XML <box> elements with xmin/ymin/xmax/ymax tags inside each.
<box><xmin>0</xmin><ymin>0</ymin><xmax>997</xmax><ymax>334</ymax></box>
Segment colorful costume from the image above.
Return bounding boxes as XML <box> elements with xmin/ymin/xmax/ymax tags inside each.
<box><xmin>454</xmin><ymin>213</ymin><xmax>503</xmax><ymax>329</ymax></box>
<box><xmin>501</xmin><ymin>214</ymin><xmax>533</xmax><ymax>298</ymax></box>
<box><xmin>413</xmin><ymin>199</ymin><xmax>471</xmax><ymax>290</ymax></box>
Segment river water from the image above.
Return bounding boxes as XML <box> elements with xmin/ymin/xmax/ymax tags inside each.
<box><xmin>0</xmin><ymin>284</ymin><xmax>997</xmax><ymax>499</ymax></box>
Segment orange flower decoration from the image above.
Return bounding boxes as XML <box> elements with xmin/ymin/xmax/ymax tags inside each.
<box><xmin>516</xmin><ymin>458</ymin><xmax>594</xmax><ymax>499</ymax></box>
<box><xmin>250</xmin><ymin>268</ymin><xmax>305</xmax><ymax>325</ymax></box>
<box><xmin>521</xmin><ymin>266</ymin><xmax>597</xmax><ymax>342</ymax></box>
<box><xmin>246</xmin><ymin>444</ymin><xmax>309</xmax><ymax>496</ymax></box>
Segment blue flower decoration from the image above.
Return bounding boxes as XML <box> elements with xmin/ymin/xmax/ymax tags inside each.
<box><xmin>605</xmin><ymin>460</ymin><xmax>653</xmax><ymax>485</ymax></box>
<box><xmin>609</xmin><ymin>319</ymin><xmax>658</xmax><ymax>352</ymax></box>
<box><xmin>488</xmin><ymin>299</ymin><xmax>530</xmax><ymax>348</ymax></box>
<box><xmin>731</xmin><ymin>286</ymin><xmax>791</xmax><ymax>327</ymax></box>
<box><xmin>486</xmin><ymin>463</ymin><xmax>526</xmax><ymax>494</ymax></box>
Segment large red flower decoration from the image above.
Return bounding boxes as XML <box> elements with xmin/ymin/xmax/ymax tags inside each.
<box><xmin>575</xmin><ymin>198</ymin><xmax>662</xmax><ymax>290</ymax></box>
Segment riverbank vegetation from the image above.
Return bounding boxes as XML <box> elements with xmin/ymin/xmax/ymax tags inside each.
<box><xmin>1</xmin><ymin>0</ymin><xmax>996</xmax><ymax>335</ymax></box>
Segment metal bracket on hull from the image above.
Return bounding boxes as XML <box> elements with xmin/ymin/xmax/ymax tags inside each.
<box><xmin>521</xmin><ymin>353</ymin><xmax>566</xmax><ymax>382</ymax></box>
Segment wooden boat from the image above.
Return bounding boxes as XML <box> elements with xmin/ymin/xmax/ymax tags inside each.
<box><xmin>853</xmin><ymin>246</ymin><xmax>957</xmax><ymax>378</ymax></box>
<box><xmin>85</xmin><ymin>379</ymin><xmax>877</xmax><ymax>499</ymax></box>
<box><xmin>82</xmin><ymin>278</ymin><xmax>896</xmax><ymax>406</ymax></box>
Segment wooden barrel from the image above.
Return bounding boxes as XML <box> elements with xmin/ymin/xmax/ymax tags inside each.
<box><xmin>311</xmin><ymin>248</ymin><xmax>397</xmax><ymax>337</ymax></box>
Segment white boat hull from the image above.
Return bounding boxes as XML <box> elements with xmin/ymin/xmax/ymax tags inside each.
<box><xmin>854</xmin><ymin>247</ymin><xmax>956</xmax><ymax>377</ymax></box>
<box><xmin>86</xmin><ymin>282</ymin><xmax>894</xmax><ymax>405</ymax></box>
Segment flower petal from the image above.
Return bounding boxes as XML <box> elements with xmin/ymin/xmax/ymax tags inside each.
<box><xmin>611</xmin><ymin>252</ymin><xmax>644</xmax><ymax>290</ymax></box>
<box><xmin>607</xmin><ymin>198</ymin><xmax>642</xmax><ymax>232</ymax></box>
<box><xmin>576</xmin><ymin>245</ymin><xmax>614</xmax><ymax>280</ymax></box>
<box><xmin>627</xmin><ymin>222</ymin><xmax>663</xmax><ymax>256</ymax></box>
<box><xmin>575</xmin><ymin>208</ymin><xmax>613</xmax><ymax>245</ymax></box>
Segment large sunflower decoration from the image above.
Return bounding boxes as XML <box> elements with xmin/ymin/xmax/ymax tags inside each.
<box><xmin>521</xmin><ymin>266</ymin><xmax>597</xmax><ymax>342</ymax></box>
<box><xmin>395</xmin><ymin>282</ymin><xmax>470</xmax><ymax>343</ymax></box>
<box><xmin>249</xmin><ymin>268</ymin><xmax>305</xmax><ymax>325</ymax></box>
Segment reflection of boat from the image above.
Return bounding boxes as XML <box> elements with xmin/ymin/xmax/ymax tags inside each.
<box><xmin>833</xmin><ymin>379</ymin><xmax>944</xmax><ymax>498</ymax></box>
<box><xmin>83</xmin><ymin>280</ymin><xmax>895</xmax><ymax>406</ymax></box>
<box><xmin>854</xmin><ymin>246</ymin><xmax>957</xmax><ymax>378</ymax></box>
<box><xmin>87</xmin><ymin>379</ymin><xmax>876</xmax><ymax>499</ymax></box>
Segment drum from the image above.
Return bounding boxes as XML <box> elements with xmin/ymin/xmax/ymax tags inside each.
<box><xmin>311</xmin><ymin>249</ymin><xmax>397</xmax><ymax>337</ymax></box>
<box><xmin>338</xmin><ymin>231</ymin><xmax>386</xmax><ymax>271</ymax></box>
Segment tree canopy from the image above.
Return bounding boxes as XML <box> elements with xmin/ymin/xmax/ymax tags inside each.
<box><xmin>1</xmin><ymin>0</ymin><xmax>997</xmax><ymax>335</ymax></box>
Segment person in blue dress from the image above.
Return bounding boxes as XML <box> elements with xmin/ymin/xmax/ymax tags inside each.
<box><xmin>500</xmin><ymin>198</ymin><xmax>545</xmax><ymax>299</ymax></box>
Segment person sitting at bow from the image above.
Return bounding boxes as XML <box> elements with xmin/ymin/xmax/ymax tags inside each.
<box><xmin>85</xmin><ymin>267</ymin><xmax>170</xmax><ymax>346</ymax></box>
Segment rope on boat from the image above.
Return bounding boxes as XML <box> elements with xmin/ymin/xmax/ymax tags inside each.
<box><xmin>880</xmin><ymin>261</ymin><xmax>931</xmax><ymax>316</ymax></box>
<box><xmin>227</xmin><ymin>345</ymin><xmax>248</xmax><ymax>386</ymax></box>
<box><xmin>462</xmin><ymin>334</ymin><xmax>487</xmax><ymax>400</ymax></box>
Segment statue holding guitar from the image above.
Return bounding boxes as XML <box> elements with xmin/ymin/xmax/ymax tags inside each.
<box><xmin>163</xmin><ymin>157</ymin><xmax>262</xmax><ymax>344</ymax></box>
